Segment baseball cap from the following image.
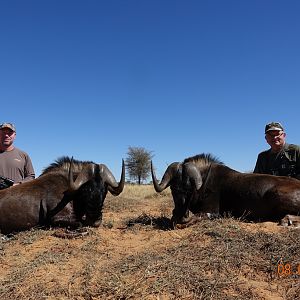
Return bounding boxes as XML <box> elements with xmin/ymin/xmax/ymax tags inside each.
<box><xmin>265</xmin><ymin>122</ymin><xmax>284</xmax><ymax>133</ymax></box>
<box><xmin>0</xmin><ymin>122</ymin><xmax>16</xmax><ymax>132</ymax></box>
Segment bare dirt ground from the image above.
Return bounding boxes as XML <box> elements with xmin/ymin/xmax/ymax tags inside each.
<box><xmin>1</xmin><ymin>185</ymin><xmax>300</xmax><ymax>300</ymax></box>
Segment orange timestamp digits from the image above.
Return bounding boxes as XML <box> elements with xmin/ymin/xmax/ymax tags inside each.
<box><xmin>277</xmin><ymin>262</ymin><xmax>300</xmax><ymax>277</ymax></box>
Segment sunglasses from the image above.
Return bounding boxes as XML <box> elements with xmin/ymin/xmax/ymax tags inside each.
<box><xmin>266</xmin><ymin>132</ymin><xmax>284</xmax><ymax>138</ymax></box>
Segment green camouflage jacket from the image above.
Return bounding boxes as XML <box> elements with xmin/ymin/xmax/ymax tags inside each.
<box><xmin>254</xmin><ymin>143</ymin><xmax>300</xmax><ymax>179</ymax></box>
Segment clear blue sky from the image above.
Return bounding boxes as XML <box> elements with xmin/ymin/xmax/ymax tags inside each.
<box><xmin>1</xmin><ymin>0</ymin><xmax>299</xmax><ymax>180</ymax></box>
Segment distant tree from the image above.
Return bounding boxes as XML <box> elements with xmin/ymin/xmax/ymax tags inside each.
<box><xmin>125</xmin><ymin>146</ymin><xmax>154</xmax><ymax>184</ymax></box>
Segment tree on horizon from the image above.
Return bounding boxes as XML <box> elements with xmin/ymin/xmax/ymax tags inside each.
<box><xmin>125</xmin><ymin>146</ymin><xmax>154</xmax><ymax>184</ymax></box>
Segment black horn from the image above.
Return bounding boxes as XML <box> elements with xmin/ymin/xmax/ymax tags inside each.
<box><xmin>100</xmin><ymin>159</ymin><xmax>125</xmax><ymax>196</ymax></box>
<box><xmin>151</xmin><ymin>161</ymin><xmax>181</xmax><ymax>192</ymax></box>
<box><xmin>69</xmin><ymin>163</ymin><xmax>96</xmax><ymax>190</ymax></box>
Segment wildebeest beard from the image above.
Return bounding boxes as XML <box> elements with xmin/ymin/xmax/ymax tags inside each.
<box><xmin>41</xmin><ymin>157</ymin><xmax>110</xmax><ymax>227</ymax></box>
<box><xmin>72</xmin><ymin>164</ymin><xmax>107</xmax><ymax>226</ymax></box>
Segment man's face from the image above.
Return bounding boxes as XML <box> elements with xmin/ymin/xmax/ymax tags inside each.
<box><xmin>0</xmin><ymin>128</ymin><xmax>16</xmax><ymax>148</ymax></box>
<box><xmin>265</xmin><ymin>130</ymin><xmax>286</xmax><ymax>151</ymax></box>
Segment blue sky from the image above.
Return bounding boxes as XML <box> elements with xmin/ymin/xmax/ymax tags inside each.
<box><xmin>1</xmin><ymin>0</ymin><xmax>300</xmax><ymax>180</ymax></box>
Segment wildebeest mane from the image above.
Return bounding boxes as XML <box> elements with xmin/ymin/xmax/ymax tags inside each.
<box><xmin>183</xmin><ymin>153</ymin><xmax>223</xmax><ymax>168</ymax></box>
<box><xmin>41</xmin><ymin>156</ymin><xmax>95</xmax><ymax>175</ymax></box>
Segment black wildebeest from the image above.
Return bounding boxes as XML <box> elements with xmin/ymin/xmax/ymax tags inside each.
<box><xmin>40</xmin><ymin>156</ymin><xmax>125</xmax><ymax>227</ymax></box>
<box><xmin>151</xmin><ymin>153</ymin><xmax>300</xmax><ymax>228</ymax></box>
<box><xmin>0</xmin><ymin>157</ymin><xmax>125</xmax><ymax>234</ymax></box>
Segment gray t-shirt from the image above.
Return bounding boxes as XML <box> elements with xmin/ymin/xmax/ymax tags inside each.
<box><xmin>0</xmin><ymin>147</ymin><xmax>35</xmax><ymax>183</ymax></box>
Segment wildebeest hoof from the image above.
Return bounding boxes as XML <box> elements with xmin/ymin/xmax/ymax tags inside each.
<box><xmin>280</xmin><ymin>215</ymin><xmax>300</xmax><ymax>228</ymax></box>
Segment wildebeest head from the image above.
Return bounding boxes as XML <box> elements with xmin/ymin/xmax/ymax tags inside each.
<box><xmin>181</xmin><ymin>154</ymin><xmax>220</xmax><ymax>193</ymax></box>
<box><xmin>42</xmin><ymin>157</ymin><xmax>125</xmax><ymax>195</ymax></box>
<box><xmin>151</xmin><ymin>153</ymin><xmax>222</xmax><ymax>227</ymax></box>
<box><xmin>42</xmin><ymin>156</ymin><xmax>125</xmax><ymax>227</ymax></box>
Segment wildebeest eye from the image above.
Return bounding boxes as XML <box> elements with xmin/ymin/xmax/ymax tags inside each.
<box><xmin>182</xmin><ymin>180</ymin><xmax>192</xmax><ymax>192</ymax></box>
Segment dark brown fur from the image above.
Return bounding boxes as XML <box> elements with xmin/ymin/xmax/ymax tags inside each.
<box><xmin>0</xmin><ymin>169</ymin><xmax>77</xmax><ymax>234</ymax></box>
<box><xmin>0</xmin><ymin>156</ymin><xmax>125</xmax><ymax>234</ymax></box>
<box><xmin>152</xmin><ymin>153</ymin><xmax>300</xmax><ymax>228</ymax></box>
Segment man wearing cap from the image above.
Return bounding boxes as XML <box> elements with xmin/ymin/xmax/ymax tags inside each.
<box><xmin>0</xmin><ymin>122</ymin><xmax>35</xmax><ymax>188</ymax></box>
<box><xmin>254</xmin><ymin>122</ymin><xmax>300</xmax><ymax>179</ymax></box>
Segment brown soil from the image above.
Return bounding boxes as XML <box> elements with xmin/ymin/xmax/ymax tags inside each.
<box><xmin>1</xmin><ymin>192</ymin><xmax>299</xmax><ymax>300</ymax></box>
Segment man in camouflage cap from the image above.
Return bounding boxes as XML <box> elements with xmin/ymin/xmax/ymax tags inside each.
<box><xmin>254</xmin><ymin>122</ymin><xmax>300</xmax><ymax>179</ymax></box>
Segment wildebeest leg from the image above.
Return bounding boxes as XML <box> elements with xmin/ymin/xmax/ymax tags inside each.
<box><xmin>46</xmin><ymin>193</ymin><xmax>73</xmax><ymax>222</ymax></box>
<box><xmin>52</xmin><ymin>202</ymin><xmax>83</xmax><ymax>229</ymax></box>
<box><xmin>279</xmin><ymin>214</ymin><xmax>300</xmax><ymax>228</ymax></box>
<box><xmin>46</xmin><ymin>192</ymin><xmax>82</xmax><ymax>228</ymax></box>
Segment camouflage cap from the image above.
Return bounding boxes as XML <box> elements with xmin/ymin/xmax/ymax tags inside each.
<box><xmin>0</xmin><ymin>122</ymin><xmax>16</xmax><ymax>132</ymax></box>
<box><xmin>265</xmin><ymin>122</ymin><xmax>284</xmax><ymax>133</ymax></box>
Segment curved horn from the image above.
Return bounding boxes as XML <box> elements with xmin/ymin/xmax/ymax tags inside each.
<box><xmin>69</xmin><ymin>163</ymin><xmax>96</xmax><ymax>191</ymax></box>
<box><xmin>182</xmin><ymin>162</ymin><xmax>203</xmax><ymax>190</ymax></box>
<box><xmin>100</xmin><ymin>159</ymin><xmax>125</xmax><ymax>196</ymax></box>
<box><xmin>151</xmin><ymin>161</ymin><xmax>181</xmax><ymax>192</ymax></box>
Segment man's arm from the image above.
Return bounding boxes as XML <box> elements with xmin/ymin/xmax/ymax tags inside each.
<box><xmin>253</xmin><ymin>153</ymin><xmax>265</xmax><ymax>174</ymax></box>
<box><xmin>293</xmin><ymin>146</ymin><xmax>300</xmax><ymax>179</ymax></box>
<box><xmin>22</xmin><ymin>155</ymin><xmax>35</xmax><ymax>182</ymax></box>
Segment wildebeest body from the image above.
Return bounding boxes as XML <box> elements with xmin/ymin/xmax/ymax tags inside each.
<box><xmin>0</xmin><ymin>156</ymin><xmax>125</xmax><ymax>234</ymax></box>
<box><xmin>0</xmin><ymin>171</ymin><xmax>74</xmax><ymax>234</ymax></box>
<box><xmin>151</xmin><ymin>153</ymin><xmax>300</xmax><ymax>228</ymax></box>
<box><xmin>190</xmin><ymin>164</ymin><xmax>300</xmax><ymax>221</ymax></box>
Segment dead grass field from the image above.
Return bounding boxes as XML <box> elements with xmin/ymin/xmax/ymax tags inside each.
<box><xmin>1</xmin><ymin>184</ymin><xmax>300</xmax><ymax>300</ymax></box>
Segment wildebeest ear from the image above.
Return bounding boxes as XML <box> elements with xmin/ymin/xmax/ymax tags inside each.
<box><xmin>182</xmin><ymin>162</ymin><xmax>203</xmax><ymax>190</ymax></box>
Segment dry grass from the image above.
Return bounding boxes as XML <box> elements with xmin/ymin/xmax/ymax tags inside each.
<box><xmin>1</xmin><ymin>184</ymin><xmax>300</xmax><ymax>300</ymax></box>
<box><xmin>121</xmin><ymin>183</ymin><xmax>172</xmax><ymax>199</ymax></box>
